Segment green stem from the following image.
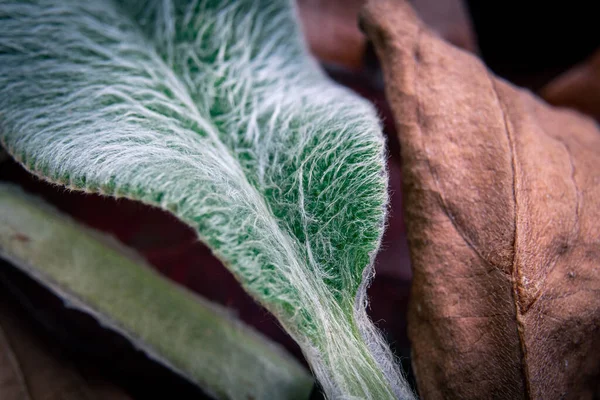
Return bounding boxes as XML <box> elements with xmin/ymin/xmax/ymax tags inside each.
<box><xmin>0</xmin><ymin>183</ymin><xmax>313</xmax><ymax>400</ymax></box>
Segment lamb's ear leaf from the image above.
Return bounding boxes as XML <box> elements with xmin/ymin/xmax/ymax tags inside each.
<box><xmin>0</xmin><ymin>0</ymin><xmax>412</xmax><ymax>398</ymax></box>
<box><xmin>0</xmin><ymin>183</ymin><xmax>313</xmax><ymax>400</ymax></box>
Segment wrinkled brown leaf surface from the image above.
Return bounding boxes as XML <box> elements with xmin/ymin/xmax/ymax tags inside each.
<box><xmin>541</xmin><ymin>49</ymin><xmax>600</xmax><ymax>121</ymax></box>
<box><xmin>0</xmin><ymin>300</ymin><xmax>131</xmax><ymax>400</ymax></box>
<box><xmin>361</xmin><ymin>1</ymin><xmax>600</xmax><ymax>399</ymax></box>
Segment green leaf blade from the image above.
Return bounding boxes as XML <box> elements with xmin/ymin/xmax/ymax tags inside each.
<box><xmin>0</xmin><ymin>1</ymin><xmax>414</xmax><ymax>398</ymax></box>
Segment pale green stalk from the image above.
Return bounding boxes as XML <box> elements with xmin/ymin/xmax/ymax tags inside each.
<box><xmin>0</xmin><ymin>183</ymin><xmax>312</xmax><ymax>400</ymax></box>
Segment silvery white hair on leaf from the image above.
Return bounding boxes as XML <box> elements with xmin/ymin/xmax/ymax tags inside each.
<box><xmin>0</xmin><ymin>0</ymin><xmax>415</xmax><ymax>398</ymax></box>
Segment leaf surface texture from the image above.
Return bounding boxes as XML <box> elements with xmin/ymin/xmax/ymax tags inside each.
<box><xmin>0</xmin><ymin>0</ymin><xmax>411</xmax><ymax>397</ymax></box>
<box><xmin>362</xmin><ymin>1</ymin><xmax>600</xmax><ymax>398</ymax></box>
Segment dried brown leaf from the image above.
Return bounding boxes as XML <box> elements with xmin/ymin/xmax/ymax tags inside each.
<box><xmin>0</xmin><ymin>301</ymin><xmax>132</xmax><ymax>400</ymax></box>
<box><xmin>361</xmin><ymin>1</ymin><xmax>600</xmax><ymax>399</ymax></box>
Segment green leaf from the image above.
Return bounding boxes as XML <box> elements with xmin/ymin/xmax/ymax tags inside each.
<box><xmin>0</xmin><ymin>0</ymin><xmax>413</xmax><ymax>398</ymax></box>
<box><xmin>0</xmin><ymin>183</ymin><xmax>313</xmax><ymax>400</ymax></box>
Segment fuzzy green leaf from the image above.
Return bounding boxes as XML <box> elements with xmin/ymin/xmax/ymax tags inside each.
<box><xmin>0</xmin><ymin>183</ymin><xmax>313</xmax><ymax>400</ymax></box>
<box><xmin>0</xmin><ymin>0</ymin><xmax>413</xmax><ymax>398</ymax></box>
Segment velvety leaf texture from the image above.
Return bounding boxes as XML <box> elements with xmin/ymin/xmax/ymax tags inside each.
<box><xmin>362</xmin><ymin>0</ymin><xmax>600</xmax><ymax>399</ymax></box>
<box><xmin>0</xmin><ymin>0</ymin><xmax>412</xmax><ymax>398</ymax></box>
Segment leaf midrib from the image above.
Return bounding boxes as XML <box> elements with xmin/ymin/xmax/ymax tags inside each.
<box><xmin>488</xmin><ymin>77</ymin><xmax>531</xmax><ymax>399</ymax></box>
